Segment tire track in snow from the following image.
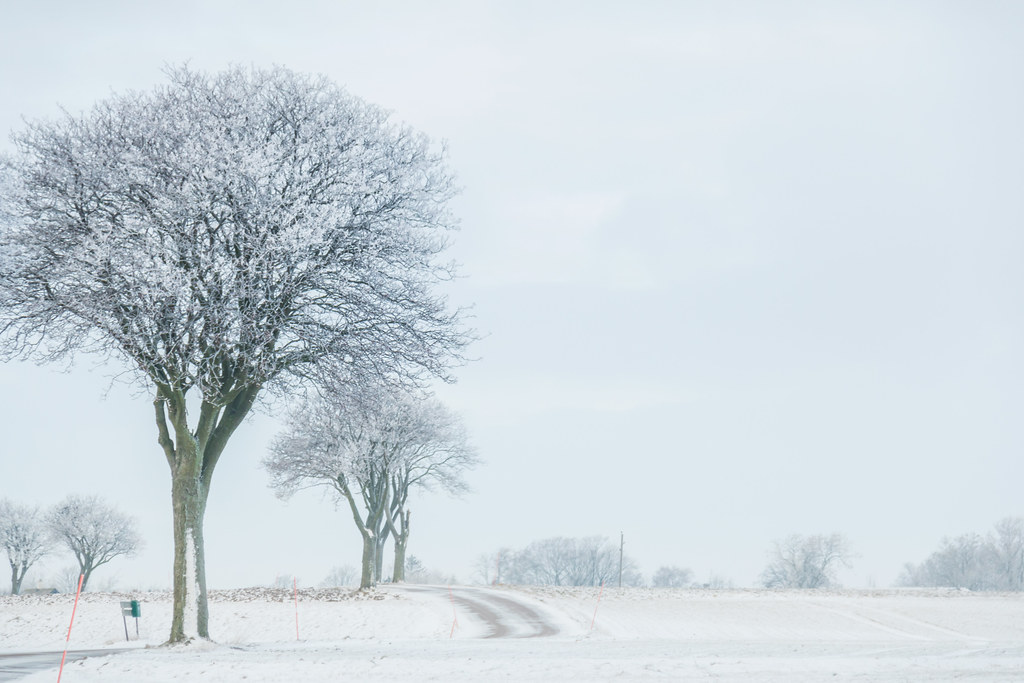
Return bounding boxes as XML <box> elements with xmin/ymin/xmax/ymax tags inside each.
<box><xmin>0</xmin><ymin>649</ymin><xmax>131</xmax><ymax>681</ymax></box>
<box><xmin>805</xmin><ymin>599</ymin><xmax>989</xmax><ymax>643</ymax></box>
<box><xmin>392</xmin><ymin>585</ymin><xmax>559</xmax><ymax>639</ymax></box>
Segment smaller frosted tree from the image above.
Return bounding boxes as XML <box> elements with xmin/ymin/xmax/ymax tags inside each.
<box><xmin>48</xmin><ymin>495</ymin><xmax>142</xmax><ymax>591</ymax></box>
<box><xmin>264</xmin><ymin>383</ymin><xmax>477</xmax><ymax>588</ymax></box>
<box><xmin>0</xmin><ymin>500</ymin><xmax>50</xmax><ymax>595</ymax></box>
<box><xmin>385</xmin><ymin>398</ymin><xmax>477</xmax><ymax>583</ymax></box>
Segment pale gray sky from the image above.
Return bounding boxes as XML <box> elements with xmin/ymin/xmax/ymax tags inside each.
<box><xmin>2</xmin><ymin>1</ymin><xmax>1023</xmax><ymax>589</ymax></box>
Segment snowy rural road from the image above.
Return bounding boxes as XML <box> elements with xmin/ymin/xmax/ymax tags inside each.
<box><xmin>0</xmin><ymin>649</ymin><xmax>129</xmax><ymax>681</ymax></box>
<box><xmin>391</xmin><ymin>584</ymin><xmax>560</xmax><ymax>638</ymax></box>
<box><xmin>5</xmin><ymin>588</ymin><xmax>1024</xmax><ymax>681</ymax></box>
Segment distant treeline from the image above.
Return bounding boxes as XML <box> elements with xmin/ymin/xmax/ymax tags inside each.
<box><xmin>474</xmin><ymin>518</ymin><xmax>1024</xmax><ymax>591</ymax></box>
<box><xmin>898</xmin><ymin>517</ymin><xmax>1024</xmax><ymax>591</ymax></box>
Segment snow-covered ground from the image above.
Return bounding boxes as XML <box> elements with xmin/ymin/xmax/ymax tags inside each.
<box><xmin>3</xmin><ymin>586</ymin><xmax>1024</xmax><ymax>681</ymax></box>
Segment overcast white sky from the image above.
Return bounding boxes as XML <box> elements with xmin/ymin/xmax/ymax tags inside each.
<box><xmin>2</xmin><ymin>1</ymin><xmax>1023</xmax><ymax>591</ymax></box>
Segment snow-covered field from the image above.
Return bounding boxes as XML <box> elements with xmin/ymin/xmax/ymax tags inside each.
<box><xmin>3</xmin><ymin>586</ymin><xmax>1024</xmax><ymax>681</ymax></box>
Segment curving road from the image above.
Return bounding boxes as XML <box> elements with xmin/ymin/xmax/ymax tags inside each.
<box><xmin>393</xmin><ymin>585</ymin><xmax>559</xmax><ymax>638</ymax></box>
<box><xmin>0</xmin><ymin>649</ymin><xmax>131</xmax><ymax>681</ymax></box>
<box><xmin>3</xmin><ymin>587</ymin><xmax>559</xmax><ymax>678</ymax></box>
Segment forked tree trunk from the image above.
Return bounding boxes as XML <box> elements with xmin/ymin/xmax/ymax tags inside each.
<box><xmin>156</xmin><ymin>384</ymin><xmax>259</xmax><ymax>644</ymax></box>
<box><xmin>73</xmin><ymin>551</ymin><xmax>96</xmax><ymax>592</ymax></box>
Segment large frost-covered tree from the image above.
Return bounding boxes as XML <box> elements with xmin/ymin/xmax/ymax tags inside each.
<box><xmin>0</xmin><ymin>500</ymin><xmax>51</xmax><ymax>595</ymax></box>
<box><xmin>48</xmin><ymin>495</ymin><xmax>142</xmax><ymax>591</ymax></box>
<box><xmin>264</xmin><ymin>382</ymin><xmax>476</xmax><ymax>588</ymax></box>
<box><xmin>760</xmin><ymin>533</ymin><xmax>853</xmax><ymax>589</ymax></box>
<box><xmin>897</xmin><ymin>518</ymin><xmax>1024</xmax><ymax>591</ymax></box>
<box><xmin>0</xmin><ymin>66</ymin><xmax>467</xmax><ymax>640</ymax></box>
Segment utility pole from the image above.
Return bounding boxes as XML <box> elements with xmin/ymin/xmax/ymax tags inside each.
<box><xmin>618</xmin><ymin>531</ymin><xmax>624</xmax><ymax>588</ymax></box>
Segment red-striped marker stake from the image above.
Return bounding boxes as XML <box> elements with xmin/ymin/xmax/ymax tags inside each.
<box><xmin>293</xmin><ymin>577</ymin><xmax>300</xmax><ymax>641</ymax></box>
<box><xmin>589</xmin><ymin>580</ymin><xmax>604</xmax><ymax>632</ymax></box>
<box><xmin>57</xmin><ymin>573</ymin><xmax>85</xmax><ymax>683</ymax></box>
<box><xmin>448</xmin><ymin>585</ymin><xmax>459</xmax><ymax>638</ymax></box>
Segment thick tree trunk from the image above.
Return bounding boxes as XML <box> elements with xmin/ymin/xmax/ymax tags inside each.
<box><xmin>388</xmin><ymin>509</ymin><xmax>410</xmax><ymax>583</ymax></box>
<box><xmin>374</xmin><ymin>538</ymin><xmax>385</xmax><ymax>583</ymax></box>
<box><xmin>169</xmin><ymin>450</ymin><xmax>210</xmax><ymax>642</ymax></box>
<box><xmin>374</xmin><ymin>519</ymin><xmax>392</xmax><ymax>583</ymax></box>
<box><xmin>10</xmin><ymin>564</ymin><xmax>22</xmax><ymax>595</ymax></box>
<box><xmin>392</xmin><ymin>539</ymin><xmax>407</xmax><ymax>583</ymax></box>
<box><xmin>359</xmin><ymin>531</ymin><xmax>376</xmax><ymax>589</ymax></box>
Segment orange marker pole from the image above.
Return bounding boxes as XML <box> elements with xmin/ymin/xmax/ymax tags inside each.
<box><xmin>589</xmin><ymin>580</ymin><xmax>605</xmax><ymax>632</ymax></box>
<box><xmin>57</xmin><ymin>573</ymin><xmax>85</xmax><ymax>683</ymax></box>
<box><xmin>448</xmin><ymin>585</ymin><xmax>459</xmax><ymax>638</ymax></box>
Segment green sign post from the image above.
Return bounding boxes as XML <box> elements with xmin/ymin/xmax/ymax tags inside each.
<box><xmin>119</xmin><ymin>600</ymin><xmax>141</xmax><ymax>641</ymax></box>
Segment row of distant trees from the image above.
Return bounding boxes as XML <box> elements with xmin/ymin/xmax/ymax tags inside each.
<box><xmin>760</xmin><ymin>518</ymin><xmax>1024</xmax><ymax>591</ymax></box>
<box><xmin>472</xmin><ymin>533</ymin><xmax>840</xmax><ymax>590</ymax></box>
<box><xmin>474</xmin><ymin>537</ymin><xmax>703</xmax><ymax>589</ymax></box>
<box><xmin>465</xmin><ymin>521</ymin><xmax>1024</xmax><ymax>591</ymax></box>
<box><xmin>0</xmin><ymin>496</ymin><xmax>141</xmax><ymax>594</ymax></box>
<box><xmin>753</xmin><ymin>521</ymin><xmax>1024</xmax><ymax>591</ymax></box>
<box><xmin>478</xmin><ymin>537</ymin><xmax>644</xmax><ymax>587</ymax></box>
<box><xmin>312</xmin><ymin>547</ymin><xmax>707</xmax><ymax>589</ymax></box>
